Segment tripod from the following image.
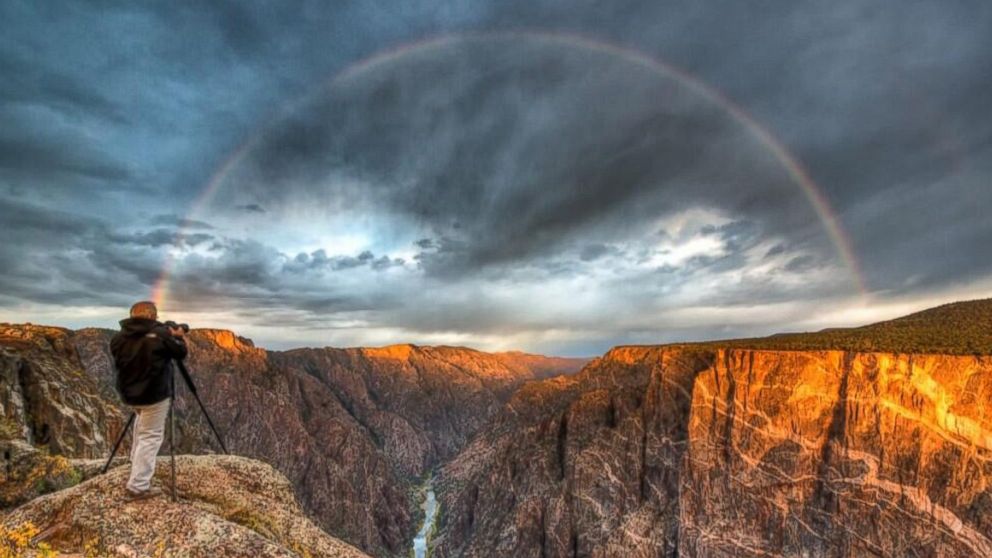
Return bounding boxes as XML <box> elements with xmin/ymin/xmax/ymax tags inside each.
<box><xmin>101</xmin><ymin>359</ymin><xmax>228</xmax><ymax>502</ymax></box>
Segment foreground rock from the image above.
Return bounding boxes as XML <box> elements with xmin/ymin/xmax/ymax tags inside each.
<box><xmin>2</xmin><ymin>454</ymin><xmax>369</xmax><ymax>557</ymax></box>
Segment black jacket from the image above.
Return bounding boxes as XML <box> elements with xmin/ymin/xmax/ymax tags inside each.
<box><xmin>110</xmin><ymin>318</ymin><xmax>188</xmax><ymax>406</ymax></box>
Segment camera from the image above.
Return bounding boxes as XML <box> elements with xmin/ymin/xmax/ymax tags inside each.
<box><xmin>163</xmin><ymin>320</ymin><xmax>190</xmax><ymax>333</ymax></box>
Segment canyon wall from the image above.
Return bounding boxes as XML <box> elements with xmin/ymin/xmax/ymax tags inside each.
<box><xmin>433</xmin><ymin>346</ymin><xmax>992</xmax><ymax>557</ymax></box>
<box><xmin>6</xmin><ymin>300</ymin><xmax>990</xmax><ymax>557</ymax></box>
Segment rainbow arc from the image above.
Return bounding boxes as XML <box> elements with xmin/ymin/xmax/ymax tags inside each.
<box><xmin>152</xmin><ymin>31</ymin><xmax>867</xmax><ymax>309</ymax></box>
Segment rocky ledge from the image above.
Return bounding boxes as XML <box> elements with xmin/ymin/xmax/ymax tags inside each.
<box><xmin>1</xmin><ymin>454</ymin><xmax>369</xmax><ymax>558</ymax></box>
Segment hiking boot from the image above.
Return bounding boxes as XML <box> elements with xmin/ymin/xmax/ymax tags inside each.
<box><xmin>124</xmin><ymin>486</ymin><xmax>163</xmax><ymax>502</ymax></box>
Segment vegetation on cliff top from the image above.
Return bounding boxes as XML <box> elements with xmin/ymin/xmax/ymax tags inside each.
<box><xmin>710</xmin><ymin>298</ymin><xmax>992</xmax><ymax>355</ymax></box>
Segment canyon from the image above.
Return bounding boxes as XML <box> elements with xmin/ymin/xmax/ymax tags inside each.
<box><xmin>1</xmin><ymin>322</ymin><xmax>586</xmax><ymax>557</ymax></box>
<box><xmin>431</xmin><ymin>347</ymin><xmax>992</xmax><ymax>557</ymax></box>
<box><xmin>2</xmin><ymin>299</ymin><xmax>991</xmax><ymax>557</ymax></box>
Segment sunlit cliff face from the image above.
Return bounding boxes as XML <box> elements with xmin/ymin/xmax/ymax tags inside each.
<box><xmin>158</xmin><ymin>36</ymin><xmax>859</xmax><ymax>354</ymax></box>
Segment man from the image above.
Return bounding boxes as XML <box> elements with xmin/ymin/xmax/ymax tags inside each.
<box><xmin>110</xmin><ymin>300</ymin><xmax>188</xmax><ymax>501</ymax></box>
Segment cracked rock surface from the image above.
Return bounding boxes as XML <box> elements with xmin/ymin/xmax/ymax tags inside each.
<box><xmin>2</xmin><ymin>454</ymin><xmax>370</xmax><ymax>557</ymax></box>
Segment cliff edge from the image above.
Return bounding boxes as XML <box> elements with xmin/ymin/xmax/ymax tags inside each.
<box><xmin>2</xmin><ymin>454</ymin><xmax>369</xmax><ymax>557</ymax></box>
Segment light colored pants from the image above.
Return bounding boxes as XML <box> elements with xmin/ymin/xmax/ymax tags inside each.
<box><xmin>127</xmin><ymin>398</ymin><xmax>171</xmax><ymax>492</ymax></box>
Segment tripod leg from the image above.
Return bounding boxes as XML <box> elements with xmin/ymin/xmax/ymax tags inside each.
<box><xmin>101</xmin><ymin>412</ymin><xmax>135</xmax><ymax>475</ymax></box>
<box><xmin>169</xmin><ymin>398</ymin><xmax>177</xmax><ymax>502</ymax></box>
<box><xmin>190</xmin><ymin>389</ymin><xmax>228</xmax><ymax>455</ymax></box>
<box><xmin>177</xmin><ymin>361</ymin><xmax>228</xmax><ymax>455</ymax></box>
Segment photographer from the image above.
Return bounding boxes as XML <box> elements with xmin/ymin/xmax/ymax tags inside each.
<box><xmin>109</xmin><ymin>300</ymin><xmax>188</xmax><ymax>501</ymax></box>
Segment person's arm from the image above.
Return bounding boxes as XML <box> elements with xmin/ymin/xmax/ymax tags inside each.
<box><xmin>157</xmin><ymin>325</ymin><xmax>189</xmax><ymax>360</ymax></box>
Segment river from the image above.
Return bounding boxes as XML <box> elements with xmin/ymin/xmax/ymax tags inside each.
<box><xmin>413</xmin><ymin>479</ymin><xmax>438</xmax><ymax>558</ymax></box>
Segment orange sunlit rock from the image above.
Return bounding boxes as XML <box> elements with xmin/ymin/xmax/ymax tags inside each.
<box><xmin>436</xmin><ymin>346</ymin><xmax>992</xmax><ymax>557</ymax></box>
<box><xmin>194</xmin><ymin>329</ymin><xmax>256</xmax><ymax>354</ymax></box>
<box><xmin>362</xmin><ymin>343</ymin><xmax>416</xmax><ymax>361</ymax></box>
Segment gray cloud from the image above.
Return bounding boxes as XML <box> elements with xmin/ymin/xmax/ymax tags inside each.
<box><xmin>0</xmin><ymin>1</ymin><xmax>990</xmax><ymax>355</ymax></box>
<box><xmin>150</xmin><ymin>214</ymin><xmax>215</xmax><ymax>230</ymax></box>
<box><xmin>223</xmin><ymin>37</ymin><xmax>828</xmax><ymax>281</ymax></box>
<box><xmin>0</xmin><ymin>134</ymin><xmax>131</xmax><ymax>182</ymax></box>
<box><xmin>283</xmin><ymin>248</ymin><xmax>403</xmax><ymax>273</ymax></box>
<box><xmin>579</xmin><ymin>243</ymin><xmax>615</xmax><ymax>262</ymax></box>
<box><xmin>0</xmin><ymin>198</ymin><xmax>155</xmax><ymax>306</ymax></box>
<box><xmin>108</xmin><ymin>229</ymin><xmax>181</xmax><ymax>248</ymax></box>
<box><xmin>0</xmin><ymin>47</ymin><xmax>128</xmax><ymax>125</ymax></box>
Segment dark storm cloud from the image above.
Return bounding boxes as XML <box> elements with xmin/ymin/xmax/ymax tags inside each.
<box><xmin>0</xmin><ymin>49</ymin><xmax>128</xmax><ymax>125</ymax></box>
<box><xmin>108</xmin><ymin>229</ymin><xmax>179</xmax><ymax>248</ymax></box>
<box><xmin>108</xmin><ymin>229</ymin><xmax>215</xmax><ymax>248</ymax></box>
<box><xmin>1</xmin><ymin>0</ymin><xmax>446</xmax><ymax>207</ymax></box>
<box><xmin>162</xmin><ymin>239</ymin><xmax>407</xmax><ymax>317</ymax></box>
<box><xmin>0</xmin><ymin>198</ymin><xmax>155</xmax><ymax>306</ymax></box>
<box><xmin>0</xmin><ymin>135</ymin><xmax>131</xmax><ymax>182</ymax></box>
<box><xmin>283</xmin><ymin>248</ymin><xmax>403</xmax><ymax>273</ymax></box>
<box><xmin>149</xmin><ymin>0</ymin><xmax>271</xmax><ymax>60</ymax></box>
<box><xmin>473</xmin><ymin>1</ymin><xmax>992</xmax><ymax>293</ymax></box>
<box><xmin>0</xmin><ymin>198</ymin><xmax>216</xmax><ymax>308</ymax></box>
<box><xmin>765</xmin><ymin>244</ymin><xmax>787</xmax><ymax>259</ymax></box>
<box><xmin>149</xmin><ymin>214</ymin><xmax>215</xmax><ymax>230</ymax></box>
<box><xmin>0</xmin><ymin>190</ymin><xmax>404</xmax><ymax>314</ymax></box>
<box><xmin>579</xmin><ymin>243</ymin><xmax>616</xmax><ymax>262</ymax></box>
<box><xmin>179</xmin><ymin>233</ymin><xmax>215</xmax><ymax>247</ymax></box>
<box><xmin>2</xmin><ymin>1</ymin><xmax>991</xmax><ymax>354</ymax></box>
<box><xmin>231</xmin><ymin>37</ymin><xmax>825</xmax><ymax>280</ymax></box>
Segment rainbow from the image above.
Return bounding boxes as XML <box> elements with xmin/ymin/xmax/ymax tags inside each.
<box><xmin>151</xmin><ymin>30</ymin><xmax>868</xmax><ymax>309</ymax></box>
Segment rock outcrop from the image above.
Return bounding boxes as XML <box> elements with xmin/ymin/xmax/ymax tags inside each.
<box><xmin>681</xmin><ymin>350</ymin><xmax>992</xmax><ymax>557</ymax></box>
<box><xmin>0</xmin><ymin>325</ymin><xmax>124</xmax><ymax>459</ymax></box>
<box><xmin>2</xmin><ymin>454</ymin><xmax>370</xmax><ymax>557</ymax></box>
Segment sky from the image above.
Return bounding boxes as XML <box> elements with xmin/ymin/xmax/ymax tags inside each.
<box><xmin>1</xmin><ymin>1</ymin><xmax>990</xmax><ymax>356</ymax></box>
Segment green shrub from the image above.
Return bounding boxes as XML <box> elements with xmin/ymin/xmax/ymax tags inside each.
<box><xmin>701</xmin><ymin>299</ymin><xmax>992</xmax><ymax>355</ymax></box>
